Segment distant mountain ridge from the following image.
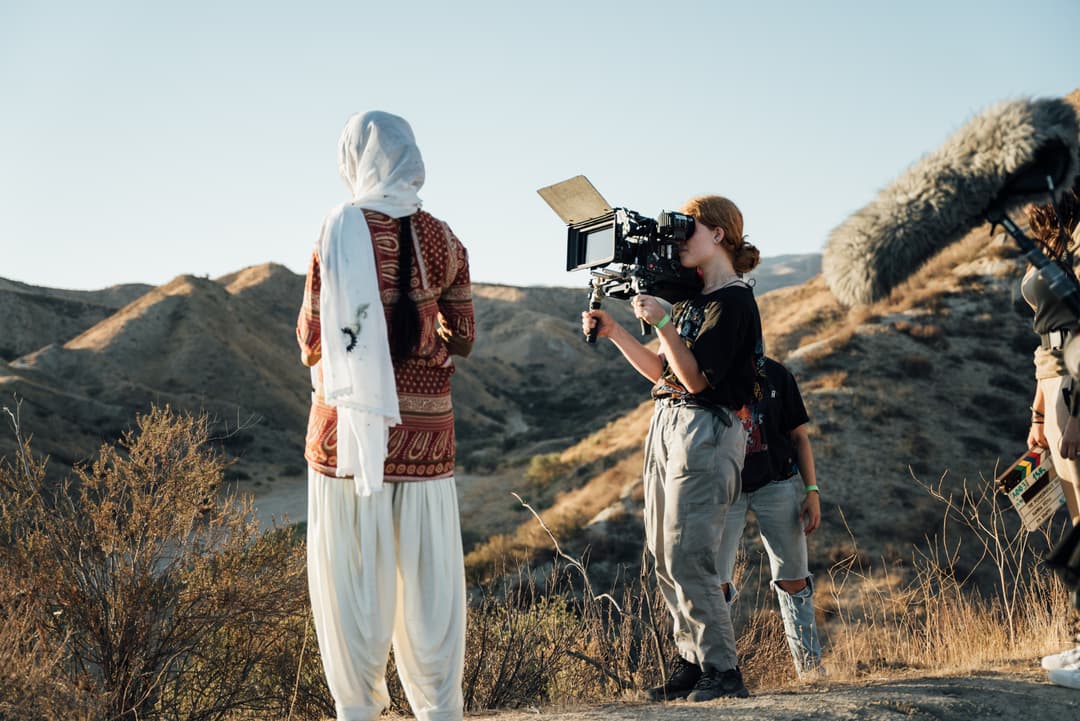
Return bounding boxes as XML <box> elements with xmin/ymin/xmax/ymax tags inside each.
<box><xmin>747</xmin><ymin>252</ymin><xmax>821</xmax><ymax>295</ymax></box>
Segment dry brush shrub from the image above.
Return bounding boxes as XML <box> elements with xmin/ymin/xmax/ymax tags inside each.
<box><xmin>0</xmin><ymin>404</ymin><xmax>332</xmax><ymax>721</ymax></box>
<box><xmin>0</xmin><ymin>587</ymin><xmax>105</xmax><ymax>721</ymax></box>
<box><xmin>453</xmin><ymin>498</ymin><xmax>683</xmax><ymax>709</ymax></box>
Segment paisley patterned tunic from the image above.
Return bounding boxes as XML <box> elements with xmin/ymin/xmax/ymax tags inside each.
<box><xmin>297</xmin><ymin>209</ymin><xmax>474</xmax><ymax>481</ymax></box>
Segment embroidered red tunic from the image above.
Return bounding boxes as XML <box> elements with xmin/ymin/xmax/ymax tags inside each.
<box><xmin>297</xmin><ymin>209</ymin><xmax>474</xmax><ymax>481</ymax></box>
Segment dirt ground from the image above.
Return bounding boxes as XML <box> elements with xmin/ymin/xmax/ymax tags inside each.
<box><xmin>382</xmin><ymin>667</ymin><xmax>1078</xmax><ymax>721</ymax></box>
<box><xmin>241</xmin><ymin>471</ymin><xmax>522</xmax><ymax>534</ymax></box>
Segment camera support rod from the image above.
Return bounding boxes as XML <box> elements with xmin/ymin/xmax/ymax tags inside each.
<box><xmin>631</xmin><ymin>275</ymin><xmax>651</xmax><ymax>337</ymax></box>
<box><xmin>585</xmin><ymin>277</ymin><xmax>604</xmax><ymax>345</ymax></box>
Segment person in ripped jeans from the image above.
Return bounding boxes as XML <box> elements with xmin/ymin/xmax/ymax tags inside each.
<box><xmin>718</xmin><ymin>356</ymin><xmax>823</xmax><ymax>676</ymax></box>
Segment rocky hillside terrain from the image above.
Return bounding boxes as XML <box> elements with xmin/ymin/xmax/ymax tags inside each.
<box><xmin>462</xmin><ymin>225</ymin><xmax>1053</xmax><ymax>596</ymax></box>
<box><xmin>3</xmin><ymin>235</ymin><xmax>1076</xmax><ymax>720</ymax></box>
<box><xmin>0</xmin><ymin>239</ymin><xmax>1053</xmax><ymax>596</ymax></box>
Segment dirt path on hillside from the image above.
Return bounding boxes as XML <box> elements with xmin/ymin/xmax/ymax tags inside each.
<box><xmin>238</xmin><ymin>471</ymin><xmax>516</xmax><ymax>532</ymax></box>
<box><xmin>376</xmin><ymin>668</ymin><xmax>1079</xmax><ymax>721</ymax></box>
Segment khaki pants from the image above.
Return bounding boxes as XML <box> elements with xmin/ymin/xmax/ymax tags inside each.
<box><xmin>1042</xmin><ymin>375</ymin><xmax>1080</xmax><ymax>524</ymax></box>
<box><xmin>643</xmin><ymin>400</ymin><xmax>747</xmax><ymax>670</ymax></box>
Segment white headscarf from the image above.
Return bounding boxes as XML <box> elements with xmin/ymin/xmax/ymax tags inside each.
<box><xmin>337</xmin><ymin>111</ymin><xmax>425</xmax><ymax>217</ymax></box>
<box><xmin>317</xmin><ymin>111</ymin><xmax>425</xmax><ymax>496</ymax></box>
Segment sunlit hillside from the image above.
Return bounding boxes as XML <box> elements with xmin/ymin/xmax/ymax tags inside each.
<box><xmin>463</xmin><ymin>225</ymin><xmax>1045</xmax><ymax>596</ymax></box>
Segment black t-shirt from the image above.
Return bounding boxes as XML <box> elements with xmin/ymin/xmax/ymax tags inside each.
<box><xmin>651</xmin><ymin>283</ymin><xmax>765</xmax><ymax>412</ymax></box>
<box><xmin>741</xmin><ymin>358</ymin><xmax>810</xmax><ymax>493</ymax></box>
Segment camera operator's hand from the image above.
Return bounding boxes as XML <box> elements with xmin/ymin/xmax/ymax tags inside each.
<box><xmin>631</xmin><ymin>294</ymin><xmax>666</xmax><ymax>326</ymax></box>
<box><xmin>582</xmin><ymin>310</ymin><xmax>616</xmax><ymax>339</ymax></box>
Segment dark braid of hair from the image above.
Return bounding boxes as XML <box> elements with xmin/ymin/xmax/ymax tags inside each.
<box><xmin>390</xmin><ymin>215</ymin><xmax>421</xmax><ymax>360</ymax></box>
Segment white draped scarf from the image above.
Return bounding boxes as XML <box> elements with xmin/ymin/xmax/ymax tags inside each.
<box><xmin>317</xmin><ymin>111</ymin><xmax>425</xmax><ymax>496</ymax></box>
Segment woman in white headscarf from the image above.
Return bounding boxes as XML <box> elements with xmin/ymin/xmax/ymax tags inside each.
<box><xmin>297</xmin><ymin>111</ymin><xmax>475</xmax><ymax>721</ymax></box>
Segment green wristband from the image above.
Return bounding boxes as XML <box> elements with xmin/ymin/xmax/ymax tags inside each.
<box><xmin>654</xmin><ymin>313</ymin><xmax>671</xmax><ymax>330</ymax></box>
<box><xmin>804</xmin><ymin>485</ymin><xmax>819</xmax><ymax>494</ymax></box>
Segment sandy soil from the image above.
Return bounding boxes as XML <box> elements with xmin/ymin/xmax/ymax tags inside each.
<box><xmin>238</xmin><ymin>471</ymin><xmax>515</xmax><ymax>533</ymax></box>
<box><xmin>241</xmin><ymin>476</ymin><xmax>308</xmax><ymax>528</ymax></box>
<box><xmin>376</xmin><ymin>668</ymin><xmax>1079</xmax><ymax>721</ymax></box>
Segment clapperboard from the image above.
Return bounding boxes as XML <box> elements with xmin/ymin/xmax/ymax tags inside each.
<box><xmin>996</xmin><ymin>447</ymin><xmax>1067</xmax><ymax>532</ymax></box>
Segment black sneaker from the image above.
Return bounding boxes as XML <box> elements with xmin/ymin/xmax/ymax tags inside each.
<box><xmin>686</xmin><ymin>665</ymin><xmax>749</xmax><ymax>702</ymax></box>
<box><xmin>645</xmin><ymin>655</ymin><xmax>702</xmax><ymax>701</ymax></box>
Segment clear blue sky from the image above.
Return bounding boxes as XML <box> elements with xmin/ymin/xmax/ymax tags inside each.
<box><xmin>1</xmin><ymin>0</ymin><xmax>1077</xmax><ymax>291</ymax></box>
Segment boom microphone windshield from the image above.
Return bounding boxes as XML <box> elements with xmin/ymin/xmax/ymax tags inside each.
<box><xmin>823</xmin><ymin>97</ymin><xmax>1080</xmax><ymax>306</ymax></box>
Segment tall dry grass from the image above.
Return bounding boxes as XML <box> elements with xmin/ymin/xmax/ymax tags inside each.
<box><xmin>817</xmin><ymin>473</ymin><xmax>1073</xmax><ymax>680</ymax></box>
<box><xmin>1</xmin><ymin>403</ymin><xmax>1075</xmax><ymax>720</ymax></box>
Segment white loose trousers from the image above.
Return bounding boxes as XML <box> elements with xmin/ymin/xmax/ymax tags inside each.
<box><xmin>307</xmin><ymin>470</ymin><xmax>466</xmax><ymax>721</ymax></box>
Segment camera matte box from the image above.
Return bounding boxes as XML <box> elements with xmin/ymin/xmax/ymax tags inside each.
<box><xmin>537</xmin><ymin>175</ymin><xmax>612</xmax><ymax>225</ymax></box>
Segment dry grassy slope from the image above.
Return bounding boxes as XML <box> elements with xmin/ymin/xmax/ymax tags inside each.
<box><xmin>455</xmin><ymin>284</ymin><xmax>648</xmax><ymax>464</ymax></box>
<box><xmin>465</xmin><ymin>226</ymin><xmax>1040</xmax><ymax>586</ymax></box>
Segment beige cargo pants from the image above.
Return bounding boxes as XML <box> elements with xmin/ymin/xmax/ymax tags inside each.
<box><xmin>643</xmin><ymin>398</ymin><xmax>747</xmax><ymax>671</ymax></box>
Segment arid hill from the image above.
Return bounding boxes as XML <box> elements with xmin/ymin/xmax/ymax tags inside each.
<box><xmin>0</xmin><ymin>277</ymin><xmax>151</xmax><ymax>361</ymax></box>
<box><xmin>0</xmin><ymin>254</ymin><xmax>820</xmax><ymax>486</ymax></box>
<box><xmin>462</xmin><ymin>225</ymin><xmax>1051</xmax><ymax>597</ymax></box>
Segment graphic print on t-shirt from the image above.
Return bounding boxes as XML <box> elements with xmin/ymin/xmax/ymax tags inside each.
<box><xmin>651</xmin><ymin>298</ymin><xmax>720</xmax><ymax>398</ymax></box>
<box><xmin>742</xmin><ymin>396</ymin><xmax>768</xmax><ymax>455</ymax></box>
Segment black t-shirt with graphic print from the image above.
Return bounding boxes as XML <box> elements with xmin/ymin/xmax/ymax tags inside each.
<box><xmin>741</xmin><ymin>357</ymin><xmax>810</xmax><ymax>493</ymax></box>
<box><xmin>650</xmin><ymin>283</ymin><xmax>765</xmax><ymax>413</ymax></box>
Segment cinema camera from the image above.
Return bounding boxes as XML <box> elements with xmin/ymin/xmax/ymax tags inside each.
<box><xmin>538</xmin><ymin>176</ymin><xmax>703</xmax><ymax>343</ymax></box>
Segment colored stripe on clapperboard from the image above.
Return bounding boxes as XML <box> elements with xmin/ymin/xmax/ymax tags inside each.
<box><xmin>999</xmin><ymin>450</ymin><xmax>1043</xmax><ymax>495</ymax></box>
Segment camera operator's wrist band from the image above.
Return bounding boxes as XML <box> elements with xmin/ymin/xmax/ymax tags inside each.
<box><xmin>804</xmin><ymin>485</ymin><xmax>819</xmax><ymax>494</ymax></box>
<box><xmin>654</xmin><ymin>313</ymin><xmax>671</xmax><ymax>330</ymax></box>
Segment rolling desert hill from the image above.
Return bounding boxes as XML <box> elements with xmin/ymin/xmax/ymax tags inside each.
<box><xmin>0</xmin><ymin>254</ymin><xmax>821</xmax><ymax>487</ymax></box>
<box><xmin>0</xmin><ymin>277</ymin><xmax>152</xmax><ymax>361</ymax></box>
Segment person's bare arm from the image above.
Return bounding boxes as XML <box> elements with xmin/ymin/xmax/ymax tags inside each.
<box><xmin>583</xmin><ymin>310</ymin><xmax>663</xmax><ymax>382</ymax></box>
<box><xmin>790</xmin><ymin>423</ymin><xmax>821</xmax><ymax>534</ymax></box>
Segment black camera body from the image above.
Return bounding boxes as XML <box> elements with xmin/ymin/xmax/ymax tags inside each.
<box><xmin>538</xmin><ymin>175</ymin><xmax>706</xmax><ymax>343</ymax></box>
<box><xmin>565</xmin><ymin>207</ymin><xmax>703</xmax><ymax>302</ymax></box>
